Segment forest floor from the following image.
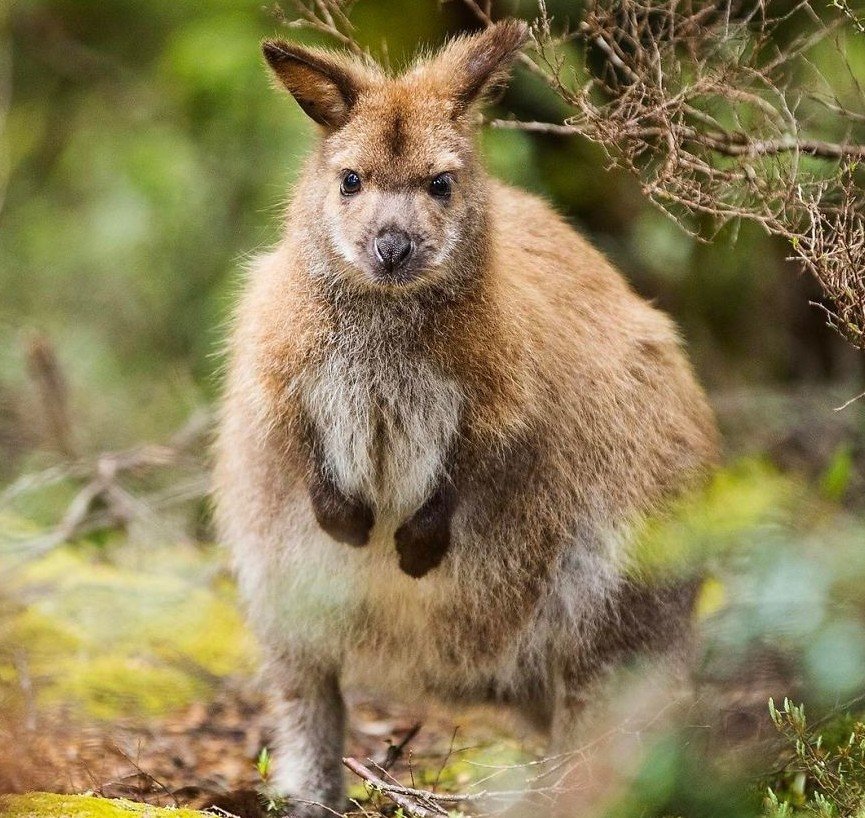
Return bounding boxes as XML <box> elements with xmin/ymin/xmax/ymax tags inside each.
<box><xmin>1</xmin><ymin>681</ymin><xmax>529</xmax><ymax>817</ymax></box>
<box><xmin>0</xmin><ymin>536</ymin><xmax>790</xmax><ymax>818</ymax></box>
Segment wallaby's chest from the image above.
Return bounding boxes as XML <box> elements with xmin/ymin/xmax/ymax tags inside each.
<box><xmin>300</xmin><ymin>346</ymin><xmax>462</xmax><ymax>517</ymax></box>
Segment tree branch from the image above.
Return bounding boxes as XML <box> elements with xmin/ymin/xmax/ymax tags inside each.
<box><xmin>469</xmin><ymin>0</ymin><xmax>865</xmax><ymax>352</ymax></box>
<box><xmin>342</xmin><ymin>757</ymin><xmax>457</xmax><ymax>817</ymax></box>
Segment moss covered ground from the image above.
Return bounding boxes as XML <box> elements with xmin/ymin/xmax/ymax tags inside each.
<box><xmin>0</xmin><ymin>793</ymin><xmax>206</xmax><ymax>818</ymax></box>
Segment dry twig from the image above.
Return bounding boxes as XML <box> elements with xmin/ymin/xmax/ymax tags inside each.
<box><xmin>343</xmin><ymin>756</ymin><xmax>471</xmax><ymax>817</ymax></box>
<box><xmin>0</xmin><ymin>409</ymin><xmax>211</xmax><ymax>561</ymax></box>
<box><xmin>481</xmin><ymin>0</ymin><xmax>865</xmax><ymax>351</ymax></box>
<box><xmin>269</xmin><ymin>0</ymin><xmax>369</xmax><ymax>59</ymax></box>
<box><xmin>25</xmin><ymin>333</ymin><xmax>76</xmax><ymax>458</ymax></box>
<box><xmin>380</xmin><ymin>721</ymin><xmax>422</xmax><ymax>772</ymax></box>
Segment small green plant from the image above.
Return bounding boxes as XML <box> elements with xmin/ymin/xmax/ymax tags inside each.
<box><xmin>256</xmin><ymin>746</ymin><xmax>271</xmax><ymax>783</ymax></box>
<box><xmin>256</xmin><ymin>748</ymin><xmax>294</xmax><ymax>816</ymax></box>
<box><xmin>766</xmin><ymin>698</ymin><xmax>865</xmax><ymax>817</ymax></box>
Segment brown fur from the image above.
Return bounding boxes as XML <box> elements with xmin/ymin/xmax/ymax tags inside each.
<box><xmin>215</xmin><ymin>20</ymin><xmax>719</xmax><ymax>817</ymax></box>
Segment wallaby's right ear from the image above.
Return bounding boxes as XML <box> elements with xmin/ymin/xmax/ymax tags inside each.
<box><xmin>262</xmin><ymin>40</ymin><xmax>366</xmax><ymax>129</ymax></box>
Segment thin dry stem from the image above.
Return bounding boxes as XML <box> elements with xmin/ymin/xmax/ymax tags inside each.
<box><xmin>471</xmin><ymin>0</ymin><xmax>865</xmax><ymax>352</ymax></box>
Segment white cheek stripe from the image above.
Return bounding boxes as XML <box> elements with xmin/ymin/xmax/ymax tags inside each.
<box><xmin>333</xmin><ymin>232</ymin><xmax>360</xmax><ymax>267</ymax></box>
<box><xmin>431</xmin><ymin>225</ymin><xmax>459</xmax><ymax>267</ymax></box>
<box><xmin>324</xmin><ymin>210</ymin><xmax>361</xmax><ymax>267</ymax></box>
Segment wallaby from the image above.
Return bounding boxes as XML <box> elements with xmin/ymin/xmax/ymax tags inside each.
<box><xmin>214</xmin><ymin>20</ymin><xmax>719</xmax><ymax>817</ymax></box>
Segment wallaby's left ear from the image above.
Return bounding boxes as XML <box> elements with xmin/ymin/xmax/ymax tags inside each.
<box><xmin>262</xmin><ymin>39</ymin><xmax>370</xmax><ymax>129</ymax></box>
<box><xmin>430</xmin><ymin>20</ymin><xmax>530</xmax><ymax>117</ymax></box>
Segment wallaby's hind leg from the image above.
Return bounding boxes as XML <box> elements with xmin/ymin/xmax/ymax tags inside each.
<box><xmin>542</xmin><ymin>580</ymin><xmax>698</xmax><ymax>815</ymax></box>
<box><xmin>265</xmin><ymin>655</ymin><xmax>346</xmax><ymax>817</ymax></box>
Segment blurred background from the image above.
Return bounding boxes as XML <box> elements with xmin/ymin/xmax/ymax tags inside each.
<box><xmin>1</xmin><ymin>1</ymin><xmax>864</xmax><ymax>816</ymax></box>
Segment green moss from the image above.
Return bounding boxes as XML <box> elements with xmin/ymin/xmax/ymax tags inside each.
<box><xmin>1</xmin><ymin>606</ymin><xmax>82</xmax><ymax>656</ymax></box>
<box><xmin>2</xmin><ymin>543</ymin><xmax>256</xmax><ymax>720</ymax></box>
<box><xmin>147</xmin><ymin>585</ymin><xmax>255</xmax><ymax>679</ymax></box>
<box><xmin>631</xmin><ymin>459</ymin><xmax>797</xmax><ymax>579</ymax></box>
<box><xmin>0</xmin><ymin>793</ymin><xmax>206</xmax><ymax>818</ymax></box>
<box><xmin>50</xmin><ymin>656</ymin><xmax>208</xmax><ymax>720</ymax></box>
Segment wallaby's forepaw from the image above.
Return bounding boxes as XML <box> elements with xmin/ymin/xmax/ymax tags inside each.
<box><xmin>395</xmin><ymin>484</ymin><xmax>455</xmax><ymax>578</ymax></box>
<box><xmin>314</xmin><ymin>496</ymin><xmax>374</xmax><ymax>547</ymax></box>
<box><xmin>395</xmin><ymin>517</ymin><xmax>449</xmax><ymax>578</ymax></box>
<box><xmin>309</xmin><ymin>474</ymin><xmax>374</xmax><ymax>547</ymax></box>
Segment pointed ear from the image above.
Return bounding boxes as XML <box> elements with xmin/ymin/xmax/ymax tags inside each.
<box><xmin>262</xmin><ymin>40</ymin><xmax>368</xmax><ymax>129</ymax></box>
<box><xmin>430</xmin><ymin>20</ymin><xmax>530</xmax><ymax>117</ymax></box>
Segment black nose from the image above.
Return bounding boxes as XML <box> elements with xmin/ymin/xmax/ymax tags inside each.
<box><xmin>373</xmin><ymin>229</ymin><xmax>413</xmax><ymax>273</ymax></box>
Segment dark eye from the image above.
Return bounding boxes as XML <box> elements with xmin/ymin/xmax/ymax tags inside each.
<box><xmin>429</xmin><ymin>173</ymin><xmax>452</xmax><ymax>199</ymax></box>
<box><xmin>341</xmin><ymin>170</ymin><xmax>361</xmax><ymax>196</ymax></box>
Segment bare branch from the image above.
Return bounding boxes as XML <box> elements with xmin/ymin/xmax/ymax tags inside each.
<box><xmin>343</xmin><ymin>757</ymin><xmax>454</xmax><ymax>817</ymax></box>
<box><xmin>0</xmin><ymin>409</ymin><xmax>212</xmax><ymax>560</ymax></box>
<box><xmin>464</xmin><ymin>0</ymin><xmax>865</xmax><ymax>352</ymax></box>
<box><xmin>380</xmin><ymin>722</ymin><xmax>422</xmax><ymax>772</ymax></box>
<box><xmin>270</xmin><ymin>1</ymin><xmax>369</xmax><ymax>59</ymax></box>
<box><xmin>832</xmin><ymin>0</ymin><xmax>865</xmax><ymax>33</ymax></box>
<box><xmin>268</xmin><ymin>0</ymin><xmax>865</xmax><ymax>354</ymax></box>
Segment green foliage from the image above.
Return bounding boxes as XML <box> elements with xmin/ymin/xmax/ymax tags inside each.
<box><xmin>1</xmin><ymin>3</ymin><xmax>864</xmax><ymax>817</ymax></box>
<box><xmin>632</xmin><ymin>458</ymin><xmax>796</xmax><ymax>580</ymax></box>
<box><xmin>820</xmin><ymin>446</ymin><xmax>855</xmax><ymax>503</ymax></box>
<box><xmin>256</xmin><ymin>746</ymin><xmax>271</xmax><ymax>783</ymax></box>
<box><xmin>766</xmin><ymin>699</ymin><xmax>865</xmax><ymax>817</ymax></box>
<box><xmin>600</xmin><ymin>730</ymin><xmax>754</xmax><ymax>818</ymax></box>
<box><xmin>2</xmin><ymin>0</ymin><xmax>857</xmax><ymax>468</ymax></box>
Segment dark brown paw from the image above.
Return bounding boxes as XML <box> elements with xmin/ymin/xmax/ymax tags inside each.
<box><xmin>314</xmin><ymin>496</ymin><xmax>374</xmax><ymax>547</ymax></box>
<box><xmin>395</xmin><ymin>523</ymin><xmax>449</xmax><ymax>577</ymax></box>
<box><xmin>394</xmin><ymin>484</ymin><xmax>455</xmax><ymax>578</ymax></box>
<box><xmin>309</xmin><ymin>474</ymin><xmax>374</xmax><ymax>547</ymax></box>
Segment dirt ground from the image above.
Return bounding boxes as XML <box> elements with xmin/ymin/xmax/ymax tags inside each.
<box><xmin>0</xmin><ymin>680</ymin><xmax>542</xmax><ymax>817</ymax></box>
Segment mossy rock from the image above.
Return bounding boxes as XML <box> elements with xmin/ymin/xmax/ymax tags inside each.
<box><xmin>1</xmin><ymin>542</ymin><xmax>256</xmax><ymax>720</ymax></box>
<box><xmin>0</xmin><ymin>793</ymin><xmax>206</xmax><ymax>818</ymax></box>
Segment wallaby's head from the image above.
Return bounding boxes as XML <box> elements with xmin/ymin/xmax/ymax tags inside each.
<box><xmin>263</xmin><ymin>21</ymin><xmax>529</xmax><ymax>290</ymax></box>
